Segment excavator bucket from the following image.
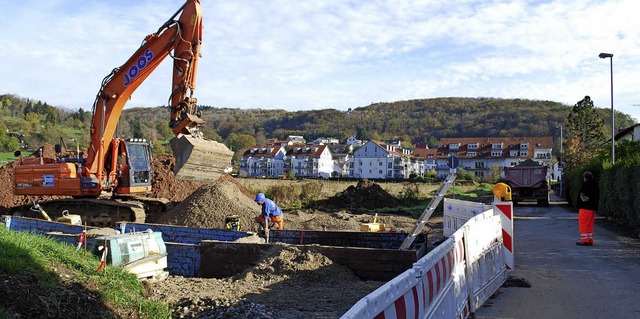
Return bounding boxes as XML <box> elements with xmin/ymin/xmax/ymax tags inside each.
<box><xmin>170</xmin><ymin>135</ymin><xmax>234</xmax><ymax>183</ymax></box>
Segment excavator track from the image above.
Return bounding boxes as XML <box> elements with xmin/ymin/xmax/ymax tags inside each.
<box><xmin>9</xmin><ymin>198</ymin><xmax>149</xmax><ymax>227</ymax></box>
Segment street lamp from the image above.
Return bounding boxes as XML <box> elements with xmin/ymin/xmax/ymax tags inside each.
<box><xmin>556</xmin><ymin>126</ymin><xmax>563</xmax><ymax>196</ymax></box>
<box><xmin>599</xmin><ymin>52</ymin><xmax>614</xmax><ymax>164</ymax></box>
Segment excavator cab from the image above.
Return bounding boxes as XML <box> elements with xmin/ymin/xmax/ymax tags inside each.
<box><xmin>170</xmin><ymin>134</ymin><xmax>234</xmax><ymax>183</ymax></box>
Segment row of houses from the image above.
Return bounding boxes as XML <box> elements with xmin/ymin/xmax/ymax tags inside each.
<box><xmin>239</xmin><ymin>136</ymin><xmax>554</xmax><ymax>180</ymax></box>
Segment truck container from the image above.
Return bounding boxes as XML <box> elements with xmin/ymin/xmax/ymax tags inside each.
<box><xmin>504</xmin><ymin>159</ymin><xmax>550</xmax><ymax>206</ymax></box>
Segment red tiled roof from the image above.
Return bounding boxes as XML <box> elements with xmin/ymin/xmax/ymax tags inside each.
<box><xmin>285</xmin><ymin>144</ymin><xmax>327</xmax><ymax>157</ymax></box>
<box><xmin>242</xmin><ymin>145</ymin><xmax>283</xmax><ymax>157</ymax></box>
<box><xmin>434</xmin><ymin>137</ymin><xmax>553</xmax><ymax>159</ymax></box>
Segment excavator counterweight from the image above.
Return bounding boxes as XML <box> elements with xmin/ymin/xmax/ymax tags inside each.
<box><xmin>171</xmin><ymin>135</ymin><xmax>234</xmax><ymax>182</ymax></box>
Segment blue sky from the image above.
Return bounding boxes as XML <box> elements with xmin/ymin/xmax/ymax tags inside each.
<box><xmin>1</xmin><ymin>0</ymin><xmax>638</xmax><ymax>122</ymax></box>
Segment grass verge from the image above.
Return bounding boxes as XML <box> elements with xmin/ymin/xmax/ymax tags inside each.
<box><xmin>0</xmin><ymin>226</ymin><xmax>170</xmax><ymax>318</ymax></box>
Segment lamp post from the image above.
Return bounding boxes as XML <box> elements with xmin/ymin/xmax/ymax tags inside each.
<box><xmin>556</xmin><ymin>126</ymin><xmax>563</xmax><ymax>196</ymax></box>
<box><xmin>599</xmin><ymin>52</ymin><xmax>614</xmax><ymax>164</ymax></box>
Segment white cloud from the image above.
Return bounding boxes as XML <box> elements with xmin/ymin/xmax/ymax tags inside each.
<box><xmin>0</xmin><ymin>0</ymin><xmax>638</xmax><ymax>121</ymax></box>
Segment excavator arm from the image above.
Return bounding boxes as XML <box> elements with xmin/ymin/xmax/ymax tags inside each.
<box><xmin>85</xmin><ymin>0</ymin><xmax>232</xmax><ymax>185</ymax></box>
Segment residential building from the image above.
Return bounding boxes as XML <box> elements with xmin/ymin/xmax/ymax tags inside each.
<box><xmin>614</xmin><ymin>123</ymin><xmax>640</xmax><ymax>142</ymax></box>
<box><xmin>331</xmin><ymin>144</ymin><xmax>353</xmax><ymax>177</ymax></box>
<box><xmin>412</xmin><ymin>148</ymin><xmax>438</xmax><ymax>172</ymax></box>
<box><xmin>382</xmin><ymin>139</ymin><xmax>402</xmax><ymax>147</ymax></box>
<box><xmin>431</xmin><ymin>137</ymin><xmax>553</xmax><ymax>179</ymax></box>
<box><xmin>265</xmin><ymin>138</ymin><xmax>291</xmax><ymax>148</ymax></box>
<box><xmin>286</xmin><ymin>135</ymin><xmax>306</xmax><ymax>145</ymax></box>
<box><xmin>285</xmin><ymin>144</ymin><xmax>333</xmax><ymax>179</ymax></box>
<box><xmin>346</xmin><ymin>135</ymin><xmax>363</xmax><ymax>147</ymax></box>
<box><xmin>312</xmin><ymin>137</ymin><xmax>340</xmax><ymax>145</ymax></box>
<box><xmin>349</xmin><ymin>140</ymin><xmax>423</xmax><ymax>179</ymax></box>
<box><xmin>239</xmin><ymin>145</ymin><xmax>286</xmax><ymax>178</ymax></box>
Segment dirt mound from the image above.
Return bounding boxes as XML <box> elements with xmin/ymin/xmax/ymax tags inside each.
<box><xmin>148</xmin><ymin>154</ymin><xmax>204</xmax><ymax>202</ymax></box>
<box><xmin>323</xmin><ymin>179</ymin><xmax>400</xmax><ymax>210</ymax></box>
<box><xmin>150</xmin><ymin>244</ymin><xmax>381</xmax><ymax>318</ymax></box>
<box><xmin>156</xmin><ymin>180</ymin><xmax>261</xmax><ymax>231</ymax></box>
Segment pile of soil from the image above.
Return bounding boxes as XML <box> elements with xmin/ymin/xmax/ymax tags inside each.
<box><xmin>149</xmin><ymin>244</ymin><xmax>383</xmax><ymax>318</ymax></box>
<box><xmin>155</xmin><ymin>179</ymin><xmax>262</xmax><ymax>231</ymax></box>
<box><xmin>147</xmin><ymin>154</ymin><xmax>204</xmax><ymax>202</ymax></box>
<box><xmin>322</xmin><ymin>179</ymin><xmax>401</xmax><ymax>210</ymax></box>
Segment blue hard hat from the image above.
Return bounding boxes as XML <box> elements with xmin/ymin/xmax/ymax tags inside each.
<box><xmin>255</xmin><ymin>193</ymin><xmax>266</xmax><ymax>203</ymax></box>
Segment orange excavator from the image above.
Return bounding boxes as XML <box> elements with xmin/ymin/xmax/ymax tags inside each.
<box><xmin>10</xmin><ymin>0</ymin><xmax>233</xmax><ymax>226</ymax></box>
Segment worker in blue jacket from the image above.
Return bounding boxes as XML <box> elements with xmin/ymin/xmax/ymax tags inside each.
<box><xmin>254</xmin><ymin>193</ymin><xmax>284</xmax><ymax>230</ymax></box>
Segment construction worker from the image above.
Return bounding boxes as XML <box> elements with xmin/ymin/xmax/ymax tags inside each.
<box><xmin>254</xmin><ymin>193</ymin><xmax>284</xmax><ymax>230</ymax></box>
<box><xmin>576</xmin><ymin>171</ymin><xmax>599</xmax><ymax>246</ymax></box>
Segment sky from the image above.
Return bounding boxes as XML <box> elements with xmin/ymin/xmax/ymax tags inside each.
<box><xmin>1</xmin><ymin>0</ymin><xmax>638</xmax><ymax>122</ymax></box>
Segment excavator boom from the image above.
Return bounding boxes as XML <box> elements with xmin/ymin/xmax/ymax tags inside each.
<box><xmin>86</xmin><ymin>0</ymin><xmax>232</xmax><ymax>184</ymax></box>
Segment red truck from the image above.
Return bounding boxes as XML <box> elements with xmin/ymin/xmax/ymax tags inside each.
<box><xmin>504</xmin><ymin>159</ymin><xmax>550</xmax><ymax>206</ymax></box>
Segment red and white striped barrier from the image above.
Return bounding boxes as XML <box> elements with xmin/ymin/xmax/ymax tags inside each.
<box><xmin>343</xmin><ymin>206</ymin><xmax>507</xmax><ymax>319</ymax></box>
<box><xmin>493</xmin><ymin>202</ymin><xmax>514</xmax><ymax>270</ymax></box>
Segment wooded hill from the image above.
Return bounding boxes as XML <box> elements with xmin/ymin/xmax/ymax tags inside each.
<box><xmin>1</xmin><ymin>94</ymin><xmax>636</xmax><ymax>155</ymax></box>
<box><xmin>188</xmin><ymin>97</ymin><xmax>636</xmax><ymax>146</ymax></box>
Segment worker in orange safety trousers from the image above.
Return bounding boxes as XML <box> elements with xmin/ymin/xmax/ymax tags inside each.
<box><xmin>576</xmin><ymin>171</ymin><xmax>599</xmax><ymax>246</ymax></box>
<box><xmin>254</xmin><ymin>193</ymin><xmax>284</xmax><ymax>230</ymax></box>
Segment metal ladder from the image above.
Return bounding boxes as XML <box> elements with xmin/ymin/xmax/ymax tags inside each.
<box><xmin>400</xmin><ymin>172</ymin><xmax>457</xmax><ymax>250</ymax></box>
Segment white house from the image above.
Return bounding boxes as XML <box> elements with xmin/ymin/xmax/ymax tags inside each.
<box><xmin>349</xmin><ymin>140</ymin><xmax>423</xmax><ymax>179</ymax></box>
<box><xmin>346</xmin><ymin>135</ymin><xmax>363</xmax><ymax>147</ymax></box>
<box><xmin>286</xmin><ymin>135</ymin><xmax>306</xmax><ymax>145</ymax></box>
<box><xmin>615</xmin><ymin>123</ymin><xmax>640</xmax><ymax>142</ymax></box>
<box><xmin>412</xmin><ymin>148</ymin><xmax>438</xmax><ymax>172</ymax></box>
<box><xmin>312</xmin><ymin>137</ymin><xmax>340</xmax><ymax>145</ymax></box>
<box><xmin>285</xmin><ymin>144</ymin><xmax>334</xmax><ymax>179</ymax></box>
<box><xmin>239</xmin><ymin>145</ymin><xmax>286</xmax><ymax>177</ymax></box>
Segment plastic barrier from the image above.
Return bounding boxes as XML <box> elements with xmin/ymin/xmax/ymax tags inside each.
<box><xmin>343</xmin><ymin>206</ymin><xmax>507</xmax><ymax>319</ymax></box>
<box><xmin>342</xmin><ymin>239</ymin><xmax>457</xmax><ymax>319</ymax></box>
<box><xmin>443</xmin><ymin>199</ymin><xmax>514</xmax><ymax>271</ymax></box>
<box><xmin>443</xmin><ymin>198</ymin><xmax>492</xmax><ymax>237</ymax></box>
<box><xmin>463</xmin><ymin>213</ymin><xmax>507</xmax><ymax>311</ymax></box>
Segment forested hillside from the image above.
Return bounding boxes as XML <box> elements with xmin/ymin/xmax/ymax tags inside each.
<box><xmin>1</xmin><ymin>94</ymin><xmax>636</xmax><ymax>157</ymax></box>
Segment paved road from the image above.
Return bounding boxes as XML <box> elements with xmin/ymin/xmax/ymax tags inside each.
<box><xmin>474</xmin><ymin>196</ymin><xmax>640</xmax><ymax>319</ymax></box>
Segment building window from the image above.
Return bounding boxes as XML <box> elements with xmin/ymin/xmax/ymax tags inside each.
<box><xmin>491</xmin><ymin>151</ymin><xmax>502</xmax><ymax>157</ymax></box>
<box><xmin>475</xmin><ymin>162</ymin><xmax>485</xmax><ymax>169</ymax></box>
<box><xmin>388</xmin><ymin>162</ymin><xmax>392</xmax><ymax>168</ymax></box>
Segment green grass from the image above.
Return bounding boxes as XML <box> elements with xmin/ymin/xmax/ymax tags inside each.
<box><xmin>0</xmin><ymin>152</ymin><xmax>16</xmax><ymax>165</ymax></box>
<box><xmin>0</xmin><ymin>227</ymin><xmax>171</xmax><ymax>318</ymax></box>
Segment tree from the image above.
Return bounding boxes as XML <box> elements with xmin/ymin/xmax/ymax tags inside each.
<box><xmin>224</xmin><ymin>133</ymin><xmax>256</xmax><ymax>152</ymax></box>
<box><xmin>564</xmin><ymin>96</ymin><xmax>607</xmax><ymax>174</ymax></box>
<box><xmin>566</xmin><ymin>96</ymin><xmax>606</xmax><ymax>153</ymax></box>
<box><xmin>224</xmin><ymin>133</ymin><xmax>256</xmax><ymax>165</ymax></box>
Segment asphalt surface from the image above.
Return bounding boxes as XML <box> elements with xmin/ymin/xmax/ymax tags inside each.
<box><xmin>474</xmin><ymin>195</ymin><xmax>640</xmax><ymax>319</ymax></box>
